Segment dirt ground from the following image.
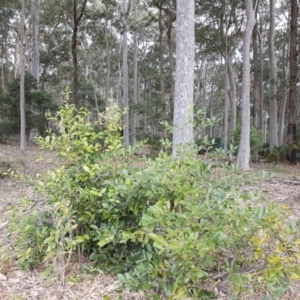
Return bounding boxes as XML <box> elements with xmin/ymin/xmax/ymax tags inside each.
<box><xmin>1</xmin><ymin>143</ymin><xmax>300</xmax><ymax>300</ymax></box>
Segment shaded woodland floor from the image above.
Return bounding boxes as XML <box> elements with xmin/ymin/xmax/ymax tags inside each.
<box><xmin>1</xmin><ymin>143</ymin><xmax>300</xmax><ymax>299</ymax></box>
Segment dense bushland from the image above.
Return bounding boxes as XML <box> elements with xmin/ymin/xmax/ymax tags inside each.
<box><xmin>9</xmin><ymin>103</ymin><xmax>300</xmax><ymax>299</ymax></box>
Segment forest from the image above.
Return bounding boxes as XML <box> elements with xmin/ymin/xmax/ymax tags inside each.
<box><xmin>1</xmin><ymin>0</ymin><xmax>300</xmax><ymax>299</ymax></box>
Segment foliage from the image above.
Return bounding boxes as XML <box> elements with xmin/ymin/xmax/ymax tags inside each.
<box><xmin>0</xmin><ymin>73</ymin><xmax>57</xmax><ymax>142</ymax></box>
<box><xmin>233</xmin><ymin>123</ymin><xmax>264</xmax><ymax>161</ymax></box>
<box><xmin>10</xmin><ymin>103</ymin><xmax>300</xmax><ymax>299</ymax></box>
<box><xmin>266</xmin><ymin>144</ymin><xmax>300</xmax><ymax>164</ymax></box>
<box><xmin>0</xmin><ymin>157</ymin><xmax>11</xmax><ymax>178</ymax></box>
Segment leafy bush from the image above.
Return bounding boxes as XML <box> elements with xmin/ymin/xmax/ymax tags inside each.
<box><xmin>0</xmin><ymin>73</ymin><xmax>57</xmax><ymax>143</ymax></box>
<box><xmin>10</xmin><ymin>102</ymin><xmax>300</xmax><ymax>299</ymax></box>
<box><xmin>0</xmin><ymin>157</ymin><xmax>11</xmax><ymax>178</ymax></box>
<box><xmin>266</xmin><ymin>144</ymin><xmax>300</xmax><ymax>164</ymax></box>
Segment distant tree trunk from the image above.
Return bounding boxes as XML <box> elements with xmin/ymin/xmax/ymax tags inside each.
<box><xmin>278</xmin><ymin>45</ymin><xmax>288</xmax><ymax>146</ymax></box>
<box><xmin>20</xmin><ymin>0</ymin><xmax>26</xmax><ymax>151</ymax></box>
<box><xmin>227</xmin><ymin>55</ymin><xmax>237</xmax><ymax>133</ymax></box>
<box><xmin>237</xmin><ymin>0</ymin><xmax>256</xmax><ymax>171</ymax></box>
<box><xmin>286</xmin><ymin>0</ymin><xmax>298</xmax><ymax>164</ymax></box>
<box><xmin>71</xmin><ymin>0</ymin><xmax>87</xmax><ymax>106</ymax></box>
<box><xmin>30</xmin><ymin>0</ymin><xmax>40</xmax><ymax>83</ymax></box>
<box><xmin>105</xmin><ymin>5</ymin><xmax>111</xmax><ymax>105</ymax></box>
<box><xmin>224</xmin><ymin>56</ymin><xmax>229</xmax><ymax>151</ymax></box>
<box><xmin>132</xmin><ymin>0</ymin><xmax>139</xmax><ymax>145</ymax></box>
<box><xmin>158</xmin><ymin>8</ymin><xmax>166</xmax><ymax>112</ymax></box>
<box><xmin>259</xmin><ymin>13</ymin><xmax>264</xmax><ymax>134</ymax></box>
<box><xmin>122</xmin><ymin>0</ymin><xmax>130</xmax><ymax>147</ymax></box>
<box><xmin>268</xmin><ymin>0</ymin><xmax>278</xmax><ymax>151</ymax></box>
<box><xmin>252</xmin><ymin>14</ymin><xmax>260</xmax><ymax>130</ymax></box>
<box><xmin>14</xmin><ymin>35</ymin><xmax>20</xmax><ymax>78</ymax></box>
<box><xmin>172</xmin><ymin>0</ymin><xmax>194</xmax><ymax>157</ymax></box>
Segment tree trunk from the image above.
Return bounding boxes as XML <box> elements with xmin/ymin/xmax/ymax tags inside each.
<box><xmin>105</xmin><ymin>6</ymin><xmax>111</xmax><ymax>105</ymax></box>
<box><xmin>71</xmin><ymin>0</ymin><xmax>87</xmax><ymax>106</ymax></box>
<box><xmin>172</xmin><ymin>0</ymin><xmax>194</xmax><ymax>157</ymax></box>
<box><xmin>20</xmin><ymin>0</ymin><xmax>26</xmax><ymax>151</ymax></box>
<box><xmin>286</xmin><ymin>0</ymin><xmax>298</xmax><ymax>164</ymax></box>
<box><xmin>278</xmin><ymin>45</ymin><xmax>288</xmax><ymax>146</ymax></box>
<box><xmin>268</xmin><ymin>0</ymin><xmax>278</xmax><ymax>151</ymax></box>
<box><xmin>30</xmin><ymin>0</ymin><xmax>40</xmax><ymax>83</ymax></box>
<box><xmin>132</xmin><ymin>0</ymin><xmax>139</xmax><ymax>145</ymax></box>
<box><xmin>227</xmin><ymin>55</ymin><xmax>237</xmax><ymax>133</ymax></box>
<box><xmin>252</xmin><ymin>15</ymin><xmax>260</xmax><ymax>130</ymax></box>
<box><xmin>237</xmin><ymin>0</ymin><xmax>256</xmax><ymax>171</ymax></box>
<box><xmin>122</xmin><ymin>0</ymin><xmax>130</xmax><ymax>147</ymax></box>
<box><xmin>259</xmin><ymin>13</ymin><xmax>264</xmax><ymax>133</ymax></box>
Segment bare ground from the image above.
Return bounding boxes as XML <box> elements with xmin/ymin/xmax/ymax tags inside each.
<box><xmin>1</xmin><ymin>143</ymin><xmax>300</xmax><ymax>299</ymax></box>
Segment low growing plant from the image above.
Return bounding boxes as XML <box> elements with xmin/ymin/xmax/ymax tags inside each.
<box><xmin>10</xmin><ymin>101</ymin><xmax>300</xmax><ymax>299</ymax></box>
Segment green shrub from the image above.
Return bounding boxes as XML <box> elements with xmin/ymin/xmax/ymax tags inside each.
<box><xmin>0</xmin><ymin>157</ymin><xmax>11</xmax><ymax>178</ymax></box>
<box><xmin>10</xmin><ymin>102</ymin><xmax>300</xmax><ymax>299</ymax></box>
<box><xmin>266</xmin><ymin>144</ymin><xmax>300</xmax><ymax>164</ymax></box>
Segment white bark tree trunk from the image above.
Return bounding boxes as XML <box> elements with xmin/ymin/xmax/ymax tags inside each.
<box><xmin>268</xmin><ymin>0</ymin><xmax>278</xmax><ymax>151</ymax></box>
<box><xmin>20</xmin><ymin>0</ymin><xmax>26</xmax><ymax>151</ymax></box>
<box><xmin>132</xmin><ymin>0</ymin><xmax>139</xmax><ymax>146</ymax></box>
<box><xmin>122</xmin><ymin>0</ymin><xmax>129</xmax><ymax>147</ymax></box>
<box><xmin>172</xmin><ymin>0</ymin><xmax>195</xmax><ymax>157</ymax></box>
<box><xmin>30</xmin><ymin>0</ymin><xmax>40</xmax><ymax>83</ymax></box>
<box><xmin>237</xmin><ymin>0</ymin><xmax>256</xmax><ymax>171</ymax></box>
<box><xmin>227</xmin><ymin>55</ymin><xmax>237</xmax><ymax>132</ymax></box>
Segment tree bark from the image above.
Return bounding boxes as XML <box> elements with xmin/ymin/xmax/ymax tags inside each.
<box><xmin>30</xmin><ymin>0</ymin><xmax>40</xmax><ymax>83</ymax></box>
<box><xmin>286</xmin><ymin>0</ymin><xmax>298</xmax><ymax>164</ymax></box>
<box><xmin>122</xmin><ymin>0</ymin><xmax>130</xmax><ymax>147</ymax></box>
<box><xmin>227</xmin><ymin>55</ymin><xmax>237</xmax><ymax>133</ymax></box>
<box><xmin>172</xmin><ymin>0</ymin><xmax>194</xmax><ymax>157</ymax></box>
<box><xmin>71</xmin><ymin>0</ymin><xmax>87</xmax><ymax>106</ymax></box>
<box><xmin>252</xmin><ymin>15</ymin><xmax>260</xmax><ymax>130</ymax></box>
<box><xmin>268</xmin><ymin>0</ymin><xmax>278</xmax><ymax>151</ymax></box>
<box><xmin>132</xmin><ymin>0</ymin><xmax>139</xmax><ymax>145</ymax></box>
<box><xmin>20</xmin><ymin>0</ymin><xmax>26</xmax><ymax>151</ymax></box>
<box><xmin>237</xmin><ymin>0</ymin><xmax>256</xmax><ymax>171</ymax></box>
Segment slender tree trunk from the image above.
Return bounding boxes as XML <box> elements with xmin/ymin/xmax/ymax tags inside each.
<box><xmin>227</xmin><ymin>55</ymin><xmax>237</xmax><ymax>132</ymax></box>
<box><xmin>14</xmin><ymin>35</ymin><xmax>20</xmax><ymax>78</ymax></box>
<box><xmin>268</xmin><ymin>0</ymin><xmax>278</xmax><ymax>151</ymax></box>
<box><xmin>122</xmin><ymin>0</ymin><xmax>130</xmax><ymax>147</ymax></box>
<box><xmin>259</xmin><ymin>13</ymin><xmax>264</xmax><ymax>134</ymax></box>
<box><xmin>286</xmin><ymin>0</ymin><xmax>298</xmax><ymax>164</ymax></box>
<box><xmin>71</xmin><ymin>0</ymin><xmax>87</xmax><ymax>106</ymax></box>
<box><xmin>105</xmin><ymin>6</ymin><xmax>111</xmax><ymax>105</ymax></box>
<box><xmin>278</xmin><ymin>45</ymin><xmax>288</xmax><ymax>146</ymax></box>
<box><xmin>132</xmin><ymin>0</ymin><xmax>139</xmax><ymax>145</ymax></box>
<box><xmin>252</xmin><ymin>14</ymin><xmax>260</xmax><ymax>129</ymax></box>
<box><xmin>158</xmin><ymin>8</ymin><xmax>166</xmax><ymax>112</ymax></box>
<box><xmin>31</xmin><ymin>0</ymin><xmax>40</xmax><ymax>83</ymax></box>
<box><xmin>0</xmin><ymin>49</ymin><xmax>4</xmax><ymax>91</ymax></box>
<box><xmin>237</xmin><ymin>0</ymin><xmax>256</xmax><ymax>171</ymax></box>
<box><xmin>172</xmin><ymin>0</ymin><xmax>194</xmax><ymax>157</ymax></box>
<box><xmin>224</xmin><ymin>57</ymin><xmax>229</xmax><ymax>151</ymax></box>
<box><xmin>20</xmin><ymin>0</ymin><xmax>26</xmax><ymax>151</ymax></box>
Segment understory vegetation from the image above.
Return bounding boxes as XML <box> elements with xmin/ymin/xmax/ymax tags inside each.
<box><xmin>9</xmin><ymin>103</ymin><xmax>300</xmax><ymax>299</ymax></box>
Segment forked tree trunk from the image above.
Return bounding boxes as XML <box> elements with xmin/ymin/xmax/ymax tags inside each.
<box><xmin>286</xmin><ymin>0</ymin><xmax>298</xmax><ymax>164</ymax></box>
<box><xmin>237</xmin><ymin>0</ymin><xmax>256</xmax><ymax>171</ymax></box>
<box><xmin>172</xmin><ymin>0</ymin><xmax>194</xmax><ymax>157</ymax></box>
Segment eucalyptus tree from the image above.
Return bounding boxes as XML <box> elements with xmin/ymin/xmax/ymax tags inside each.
<box><xmin>237</xmin><ymin>0</ymin><xmax>256</xmax><ymax>171</ymax></box>
<box><xmin>268</xmin><ymin>0</ymin><xmax>278</xmax><ymax>151</ymax></box>
<box><xmin>71</xmin><ymin>0</ymin><xmax>88</xmax><ymax>106</ymax></box>
<box><xmin>172</xmin><ymin>0</ymin><xmax>194</xmax><ymax>157</ymax></box>
<box><xmin>20</xmin><ymin>0</ymin><xmax>26</xmax><ymax>151</ymax></box>
<box><xmin>286</xmin><ymin>0</ymin><xmax>298</xmax><ymax>163</ymax></box>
